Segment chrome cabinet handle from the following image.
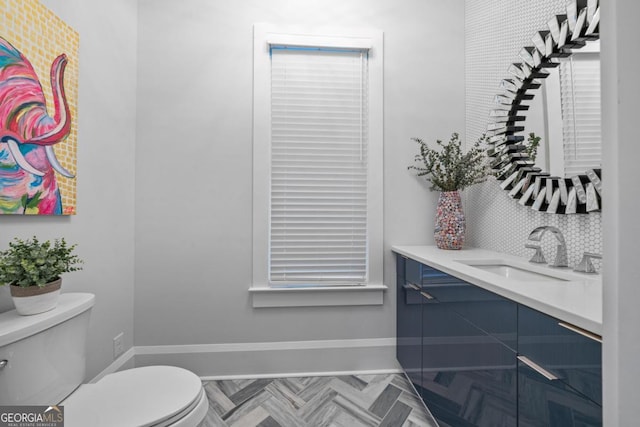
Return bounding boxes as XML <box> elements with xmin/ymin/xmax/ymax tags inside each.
<box><xmin>0</xmin><ymin>360</ymin><xmax>7</xmax><ymax>369</ymax></box>
<box><xmin>558</xmin><ymin>321</ymin><xmax>602</xmax><ymax>343</ymax></box>
<box><xmin>517</xmin><ymin>355</ymin><xmax>558</xmax><ymax>381</ymax></box>
<box><xmin>402</xmin><ymin>284</ymin><xmax>434</xmax><ymax>300</ymax></box>
<box><xmin>420</xmin><ymin>291</ymin><xmax>434</xmax><ymax>300</ymax></box>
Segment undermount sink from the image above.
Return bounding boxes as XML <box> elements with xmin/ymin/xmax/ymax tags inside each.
<box><xmin>456</xmin><ymin>259</ymin><xmax>572</xmax><ymax>282</ymax></box>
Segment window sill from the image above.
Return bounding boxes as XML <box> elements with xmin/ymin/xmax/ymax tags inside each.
<box><xmin>249</xmin><ymin>284</ymin><xmax>388</xmax><ymax>308</ymax></box>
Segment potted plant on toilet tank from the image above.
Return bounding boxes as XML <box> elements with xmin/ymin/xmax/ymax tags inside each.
<box><xmin>408</xmin><ymin>132</ymin><xmax>490</xmax><ymax>250</ymax></box>
<box><xmin>0</xmin><ymin>236</ymin><xmax>83</xmax><ymax>315</ymax></box>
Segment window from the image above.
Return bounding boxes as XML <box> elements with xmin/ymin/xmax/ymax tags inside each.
<box><xmin>558</xmin><ymin>49</ymin><xmax>601</xmax><ymax>177</ymax></box>
<box><xmin>544</xmin><ymin>41</ymin><xmax>601</xmax><ymax>178</ymax></box>
<box><xmin>252</xmin><ymin>25</ymin><xmax>383</xmax><ymax>305</ymax></box>
<box><xmin>270</xmin><ymin>46</ymin><xmax>369</xmax><ymax>285</ymax></box>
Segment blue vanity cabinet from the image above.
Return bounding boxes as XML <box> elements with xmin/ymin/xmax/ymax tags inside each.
<box><xmin>396</xmin><ymin>255</ymin><xmax>423</xmax><ymax>393</ymax></box>
<box><xmin>517</xmin><ymin>305</ymin><xmax>602</xmax><ymax>426</ymax></box>
<box><xmin>395</xmin><ymin>254</ymin><xmax>602</xmax><ymax>427</ymax></box>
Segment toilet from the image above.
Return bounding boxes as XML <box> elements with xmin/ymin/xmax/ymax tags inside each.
<box><xmin>0</xmin><ymin>293</ymin><xmax>208</xmax><ymax>427</ymax></box>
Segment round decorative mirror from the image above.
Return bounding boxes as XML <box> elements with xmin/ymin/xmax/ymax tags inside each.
<box><xmin>487</xmin><ymin>0</ymin><xmax>601</xmax><ymax>214</ymax></box>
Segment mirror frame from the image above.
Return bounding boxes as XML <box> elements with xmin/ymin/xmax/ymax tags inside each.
<box><xmin>487</xmin><ymin>0</ymin><xmax>601</xmax><ymax>214</ymax></box>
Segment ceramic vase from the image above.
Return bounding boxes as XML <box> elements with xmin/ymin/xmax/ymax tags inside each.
<box><xmin>434</xmin><ymin>190</ymin><xmax>465</xmax><ymax>250</ymax></box>
<box><xmin>10</xmin><ymin>278</ymin><xmax>62</xmax><ymax>315</ymax></box>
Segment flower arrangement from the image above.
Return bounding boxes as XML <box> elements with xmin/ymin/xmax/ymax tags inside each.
<box><xmin>408</xmin><ymin>132</ymin><xmax>490</xmax><ymax>192</ymax></box>
<box><xmin>0</xmin><ymin>236</ymin><xmax>83</xmax><ymax>287</ymax></box>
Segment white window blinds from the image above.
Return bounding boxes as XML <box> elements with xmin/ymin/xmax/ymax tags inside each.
<box><xmin>559</xmin><ymin>51</ymin><xmax>601</xmax><ymax>177</ymax></box>
<box><xmin>269</xmin><ymin>46</ymin><xmax>369</xmax><ymax>286</ymax></box>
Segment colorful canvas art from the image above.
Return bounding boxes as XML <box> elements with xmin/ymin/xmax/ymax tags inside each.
<box><xmin>0</xmin><ymin>0</ymin><xmax>79</xmax><ymax>215</ymax></box>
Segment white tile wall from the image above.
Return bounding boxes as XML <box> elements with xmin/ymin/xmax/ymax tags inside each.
<box><xmin>464</xmin><ymin>0</ymin><xmax>603</xmax><ymax>267</ymax></box>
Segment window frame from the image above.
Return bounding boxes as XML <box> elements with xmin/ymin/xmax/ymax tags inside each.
<box><xmin>251</xmin><ymin>24</ymin><xmax>385</xmax><ymax>307</ymax></box>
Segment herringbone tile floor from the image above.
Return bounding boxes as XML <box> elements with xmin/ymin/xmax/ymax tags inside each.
<box><xmin>198</xmin><ymin>374</ymin><xmax>438</xmax><ymax>427</ymax></box>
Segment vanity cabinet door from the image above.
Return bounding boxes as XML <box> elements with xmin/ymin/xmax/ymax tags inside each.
<box><xmin>518</xmin><ymin>359</ymin><xmax>602</xmax><ymax>427</ymax></box>
<box><xmin>396</xmin><ymin>255</ymin><xmax>423</xmax><ymax>393</ymax></box>
<box><xmin>421</xmin><ymin>293</ymin><xmax>517</xmax><ymax>427</ymax></box>
<box><xmin>518</xmin><ymin>305</ymin><xmax>602</xmax><ymax>406</ymax></box>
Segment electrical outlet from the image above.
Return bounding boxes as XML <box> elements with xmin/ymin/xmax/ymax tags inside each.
<box><xmin>113</xmin><ymin>332</ymin><xmax>125</xmax><ymax>359</ymax></box>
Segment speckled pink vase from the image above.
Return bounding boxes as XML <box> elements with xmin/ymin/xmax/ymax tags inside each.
<box><xmin>434</xmin><ymin>191</ymin><xmax>465</xmax><ymax>250</ymax></box>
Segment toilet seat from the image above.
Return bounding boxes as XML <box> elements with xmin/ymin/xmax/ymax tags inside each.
<box><xmin>62</xmin><ymin>365</ymin><xmax>208</xmax><ymax>427</ymax></box>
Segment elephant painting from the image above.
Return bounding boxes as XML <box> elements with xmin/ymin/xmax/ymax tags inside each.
<box><xmin>0</xmin><ymin>36</ymin><xmax>75</xmax><ymax>215</ymax></box>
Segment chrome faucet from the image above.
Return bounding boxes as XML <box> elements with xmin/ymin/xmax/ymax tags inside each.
<box><xmin>526</xmin><ymin>226</ymin><xmax>568</xmax><ymax>267</ymax></box>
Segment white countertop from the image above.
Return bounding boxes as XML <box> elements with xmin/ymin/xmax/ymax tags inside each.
<box><xmin>392</xmin><ymin>246</ymin><xmax>603</xmax><ymax>336</ymax></box>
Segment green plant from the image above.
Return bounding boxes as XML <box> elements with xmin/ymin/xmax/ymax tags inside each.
<box><xmin>525</xmin><ymin>132</ymin><xmax>542</xmax><ymax>163</ymax></box>
<box><xmin>408</xmin><ymin>132</ymin><xmax>490</xmax><ymax>192</ymax></box>
<box><xmin>0</xmin><ymin>237</ymin><xmax>83</xmax><ymax>287</ymax></box>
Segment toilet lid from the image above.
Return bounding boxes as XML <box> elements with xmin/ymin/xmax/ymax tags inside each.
<box><xmin>63</xmin><ymin>366</ymin><xmax>204</xmax><ymax>427</ymax></box>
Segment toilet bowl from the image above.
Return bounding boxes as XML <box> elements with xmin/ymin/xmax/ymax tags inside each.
<box><xmin>0</xmin><ymin>293</ymin><xmax>208</xmax><ymax>427</ymax></box>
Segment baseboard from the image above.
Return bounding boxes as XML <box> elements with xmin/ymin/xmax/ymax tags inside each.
<box><xmin>88</xmin><ymin>338</ymin><xmax>399</xmax><ymax>381</ymax></box>
<box><xmin>134</xmin><ymin>337</ymin><xmax>399</xmax><ymax>378</ymax></box>
<box><xmin>89</xmin><ymin>347</ymin><xmax>135</xmax><ymax>383</ymax></box>
<box><xmin>199</xmin><ymin>368</ymin><xmax>404</xmax><ymax>381</ymax></box>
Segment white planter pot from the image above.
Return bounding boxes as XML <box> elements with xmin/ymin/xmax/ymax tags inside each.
<box><xmin>10</xmin><ymin>279</ymin><xmax>62</xmax><ymax>316</ymax></box>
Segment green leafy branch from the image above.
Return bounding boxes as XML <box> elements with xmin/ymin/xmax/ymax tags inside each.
<box><xmin>408</xmin><ymin>132</ymin><xmax>491</xmax><ymax>192</ymax></box>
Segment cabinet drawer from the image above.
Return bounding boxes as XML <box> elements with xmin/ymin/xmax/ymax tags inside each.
<box><xmin>420</xmin><ymin>264</ymin><xmax>518</xmax><ymax>351</ymax></box>
<box><xmin>518</xmin><ymin>305</ymin><xmax>602</xmax><ymax>406</ymax></box>
<box><xmin>518</xmin><ymin>359</ymin><xmax>602</xmax><ymax>426</ymax></box>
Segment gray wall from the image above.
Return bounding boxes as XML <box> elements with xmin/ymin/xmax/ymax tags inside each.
<box><xmin>464</xmin><ymin>0</ymin><xmax>603</xmax><ymax>266</ymax></box>
<box><xmin>134</xmin><ymin>0</ymin><xmax>465</xmax><ymax>348</ymax></box>
<box><xmin>601</xmin><ymin>0</ymin><xmax>640</xmax><ymax>424</ymax></box>
<box><xmin>0</xmin><ymin>0</ymin><xmax>138</xmax><ymax>379</ymax></box>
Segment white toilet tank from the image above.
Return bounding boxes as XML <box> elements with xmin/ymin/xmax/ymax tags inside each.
<box><xmin>0</xmin><ymin>293</ymin><xmax>95</xmax><ymax>405</ymax></box>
